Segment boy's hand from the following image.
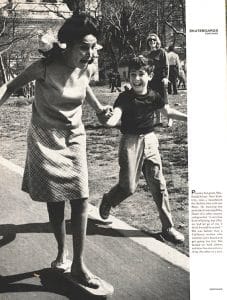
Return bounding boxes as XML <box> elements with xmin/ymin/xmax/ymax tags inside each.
<box><xmin>96</xmin><ymin>105</ymin><xmax>113</xmax><ymax>124</ymax></box>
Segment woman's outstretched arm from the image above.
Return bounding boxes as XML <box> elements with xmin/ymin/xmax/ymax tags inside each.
<box><xmin>0</xmin><ymin>60</ymin><xmax>43</xmax><ymax>107</ymax></box>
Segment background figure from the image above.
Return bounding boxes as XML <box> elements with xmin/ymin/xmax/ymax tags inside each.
<box><xmin>146</xmin><ymin>33</ymin><xmax>169</xmax><ymax>126</ymax></box>
<box><xmin>107</xmin><ymin>70</ymin><xmax>112</xmax><ymax>88</ymax></box>
<box><xmin>0</xmin><ymin>14</ymin><xmax>112</xmax><ymax>289</ymax></box>
<box><xmin>111</xmin><ymin>71</ymin><xmax>121</xmax><ymax>92</ymax></box>
<box><xmin>110</xmin><ymin>72</ymin><xmax>116</xmax><ymax>92</ymax></box>
<box><xmin>167</xmin><ymin>45</ymin><xmax>181</xmax><ymax>95</ymax></box>
<box><xmin>115</xmin><ymin>71</ymin><xmax>122</xmax><ymax>92</ymax></box>
<box><xmin>178</xmin><ymin>60</ymin><xmax>187</xmax><ymax>89</ymax></box>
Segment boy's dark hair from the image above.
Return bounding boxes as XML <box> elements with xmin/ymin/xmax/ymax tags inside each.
<box><xmin>128</xmin><ymin>55</ymin><xmax>153</xmax><ymax>74</ymax></box>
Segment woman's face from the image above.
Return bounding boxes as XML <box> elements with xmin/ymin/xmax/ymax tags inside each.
<box><xmin>66</xmin><ymin>34</ymin><xmax>97</xmax><ymax>69</ymax></box>
<box><xmin>147</xmin><ymin>35</ymin><xmax>157</xmax><ymax>50</ymax></box>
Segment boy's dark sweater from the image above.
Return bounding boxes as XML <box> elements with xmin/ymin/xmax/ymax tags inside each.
<box><xmin>114</xmin><ymin>88</ymin><xmax>166</xmax><ymax>134</ymax></box>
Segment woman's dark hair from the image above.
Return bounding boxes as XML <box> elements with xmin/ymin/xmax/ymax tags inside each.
<box><xmin>58</xmin><ymin>13</ymin><xmax>99</xmax><ymax>45</ymax></box>
<box><xmin>40</xmin><ymin>13</ymin><xmax>99</xmax><ymax>63</ymax></box>
<box><xmin>168</xmin><ymin>45</ymin><xmax>175</xmax><ymax>52</ymax></box>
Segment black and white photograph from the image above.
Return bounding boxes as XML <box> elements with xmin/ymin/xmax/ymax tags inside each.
<box><xmin>0</xmin><ymin>0</ymin><xmax>226</xmax><ymax>299</ymax></box>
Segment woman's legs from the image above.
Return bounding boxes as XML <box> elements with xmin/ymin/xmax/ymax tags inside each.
<box><xmin>47</xmin><ymin>201</ymin><xmax>67</xmax><ymax>263</ymax></box>
<box><xmin>70</xmin><ymin>199</ymin><xmax>88</xmax><ymax>273</ymax></box>
<box><xmin>70</xmin><ymin>199</ymin><xmax>99</xmax><ymax>287</ymax></box>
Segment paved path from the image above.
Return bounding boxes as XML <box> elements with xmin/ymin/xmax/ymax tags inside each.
<box><xmin>0</xmin><ymin>158</ymin><xmax>190</xmax><ymax>300</ymax></box>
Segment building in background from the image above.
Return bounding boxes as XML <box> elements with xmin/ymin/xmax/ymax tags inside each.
<box><xmin>0</xmin><ymin>0</ymin><xmax>101</xmax><ymax>82</ymax></box>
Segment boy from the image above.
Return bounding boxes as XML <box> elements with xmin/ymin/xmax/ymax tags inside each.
<box><xmin>99</xmin><ymin>55</ymin><xmax>187</xmax><ymax>244</ymax></box>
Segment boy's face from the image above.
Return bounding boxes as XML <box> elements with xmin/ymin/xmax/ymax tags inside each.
<box><xmin>129</xmin><ymin>68</ymin><xmax>151</xmax><ymax>95</ymax></box>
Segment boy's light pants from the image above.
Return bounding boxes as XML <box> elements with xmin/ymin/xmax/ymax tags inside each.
<box><xmin>106</xmin><ymin>132</ymin><xmax>174</xmax><ymax>230</ymax></box>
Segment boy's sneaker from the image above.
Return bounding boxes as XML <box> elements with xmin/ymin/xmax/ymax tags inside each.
<box><xmin>161</xmin><ymin>227</ymin><xmax>185</xmax><ymax>244</ymax></box>
<box><xmin>99</xmin><ymin>194</ymin><xmax>112</xmax><ymax>220</ymax></box>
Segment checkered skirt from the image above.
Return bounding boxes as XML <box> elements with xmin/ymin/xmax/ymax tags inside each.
<box><xmin>22</xmin><ymin>122</ymin><xmax>89</xmax><ymax>202</ymax></box>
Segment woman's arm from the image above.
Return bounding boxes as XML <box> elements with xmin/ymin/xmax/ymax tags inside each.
<box><xmin>86</xmin><ymin>85</ymin><xmax>105</xmax><ymax>113</ymax></box>
<box><xmin>86</xmin><ymin>85</ymin><xmax>114</xmax><ymax>124</ymax></box>
<box><xmin>86</xmin><ymin>64</ymin><xmax>106</xmax><ymax>113</ymax></box>
<box><xmin>0</xmin><ymin>60</ymin><xmax>44</xmax><ymax>107</ymax></box>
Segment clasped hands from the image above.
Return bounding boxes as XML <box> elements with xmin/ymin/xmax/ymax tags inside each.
<box><xmin>96</xmin><ymin>105</ymin><xmax>113</xmax><ymax>124</ymax></box>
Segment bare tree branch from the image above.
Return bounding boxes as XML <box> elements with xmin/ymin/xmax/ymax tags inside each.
<box><xmin>165</xmin><ymin>20</ymin><xmax>186</xmax><ymax>36</ymax></box>
<box><xmin>0</xmin><ymin>18</ymin><xmax>6</xmax><ymax>37</ymax></box>
<box><xmin>0</xmin><ymin>2</ymin><xmax>19</xmax><ymax>37</ymax></box>
<box><xmin>43</xmin><ymin>3</ymin><xmax>67</xmax><ymax>20</ymax></box>
<box><xmin>0</xmin><ymin>34</ymin><xmax>36</xmax><ymax>55</ymax></box>
<box><xmin>0</xmin><ymin>44</ymin><xmax>13</xmax><ymax>55</ymax></box>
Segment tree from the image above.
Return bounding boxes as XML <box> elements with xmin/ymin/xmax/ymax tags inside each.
<box><xmin>99</xmin><ymin>0</ymin><xmax>186</xmax><ymax>70</ymax></box>
<box><xmin>100</xmin><ymin>0</ymin><xmax>161</xmax><ymax>70</ymax></box>
<box><xmin>63</xmin><ymin>0</ymin><xmax>102</xmax><ymax>18</ymax></box>
<box><xmin>156</xmin><ymin>0</ymin><xmax>186</xmax><ymax>50</ymax></box>
<box><xmin>0</xmin><ymin>3</ymin><xmax>37</xmax><ymax>83</ymax></box>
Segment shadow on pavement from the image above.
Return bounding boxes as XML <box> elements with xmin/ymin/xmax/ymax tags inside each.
<box><xmin>0</xmin><ymin>219</ymin><xmax>162</xmax><ymax>248</ymax></box>
<box><xmin>0</xmin><ymin>269</ymin><xmax>108</xmax><ymax>300</ymax></box>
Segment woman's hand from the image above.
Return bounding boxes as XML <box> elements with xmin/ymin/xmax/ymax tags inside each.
<box><xmin>96</xmin><ymin>105</ymin><xmax>113</xmax><ymax>124</ymax></box>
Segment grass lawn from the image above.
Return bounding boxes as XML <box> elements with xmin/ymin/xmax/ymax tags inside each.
<box><xmin>0</xmin><ymin>84</ymin><xmax>188</xmax><ymax>256</ymax></box>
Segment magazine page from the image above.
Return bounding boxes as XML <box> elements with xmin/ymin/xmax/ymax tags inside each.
<box><xmin>0</xmin><ymin>0</ymin><xmax>225</xmax><ymax>299</ymax></box>
<box><xmin>187</xmin><ymin>0</ymin><xmax>227</xmax><ymax>299</ymax></box>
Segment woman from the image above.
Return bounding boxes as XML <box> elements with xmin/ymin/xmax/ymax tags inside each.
<box><xmin>0</xmin><ymin>14</ymin><xmax>111</xmax><ymax>288</ymax></box>
<box><xmin>146</xmin><ymin>33</ymin><xmax>169</xmax><ymax>125</ymax></box>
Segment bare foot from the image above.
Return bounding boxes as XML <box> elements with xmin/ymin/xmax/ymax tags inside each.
<box><xmin>51</xmin><ymin>249</ymin><xmax>71</xmax><ymax>270</ymax></box>
<box><xmin>55</xmin><ymin>249</ymin><xmax>68</xmax><ymax>263</ymax></box>
<box><xmin>71</xmin><ymin>263</ymin><xmax>100</xmax><ymax>288</ymax></box>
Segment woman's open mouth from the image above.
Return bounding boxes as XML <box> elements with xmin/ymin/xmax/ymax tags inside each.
<box><xmin>133</xmin><ymin>82</ymin><xmax>142</xmax><ymax>87</ymax></box>
<box><xmin>80</xmin><ymin>59</ymin><xmax>89</xmax><ymax>64</ymax></box>
<box><xmin>80</xmin><ymin>58</ymin><xmax>94</xmax><ymax>64</ymax></box>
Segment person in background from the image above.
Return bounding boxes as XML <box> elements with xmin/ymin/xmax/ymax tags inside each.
<box><xmin>107</xmin><ymin>70</ymin><xmax>113</xmax><ymax>88</ymax></box>
<box><xmin>167</xmin><ymin>45</ymin><xmax>181</xmax><ymax>95</ymax></box>
<box><xmin>146</xmin><ymin>33</ymin><xmax>169</xmax><ymax>126</ymax></box>
<box><xmin>167</xmin><ymin>45</ymin><xmax>182</xmax><ymax>127</ymax></box>
<box><xmin>115</xmin><ymin>71</ymin><xmax>122</xmax><ymax>92</ymax></box>
<box><xmin>110</xmin><ymin>71</ymin><xmax>121</xmax><ymax>93</ymax></box>
<box><xmin>0</xmin><ymin>14</ymin><xmax>112</xmax><ymax>289</ymax></box>
<box><xmin>110</xmin><ymin>71</ymin><xmax>117</xmax><ymax>92</ymax></box>
<box><xmin>178</xmin><ymin>59</ymin><xmax>187</xmax><ymax>89</ymax></box>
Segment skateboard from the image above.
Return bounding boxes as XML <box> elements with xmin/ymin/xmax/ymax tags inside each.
<box><xmin>36</xmin><ymin>268</ymin><xmax>113</xmax><ymax>299</ymax></box>
<box><xmin>62</xmin><ymin>271</ymin><xmax>114</xmax><ymax>298</ymax></box>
